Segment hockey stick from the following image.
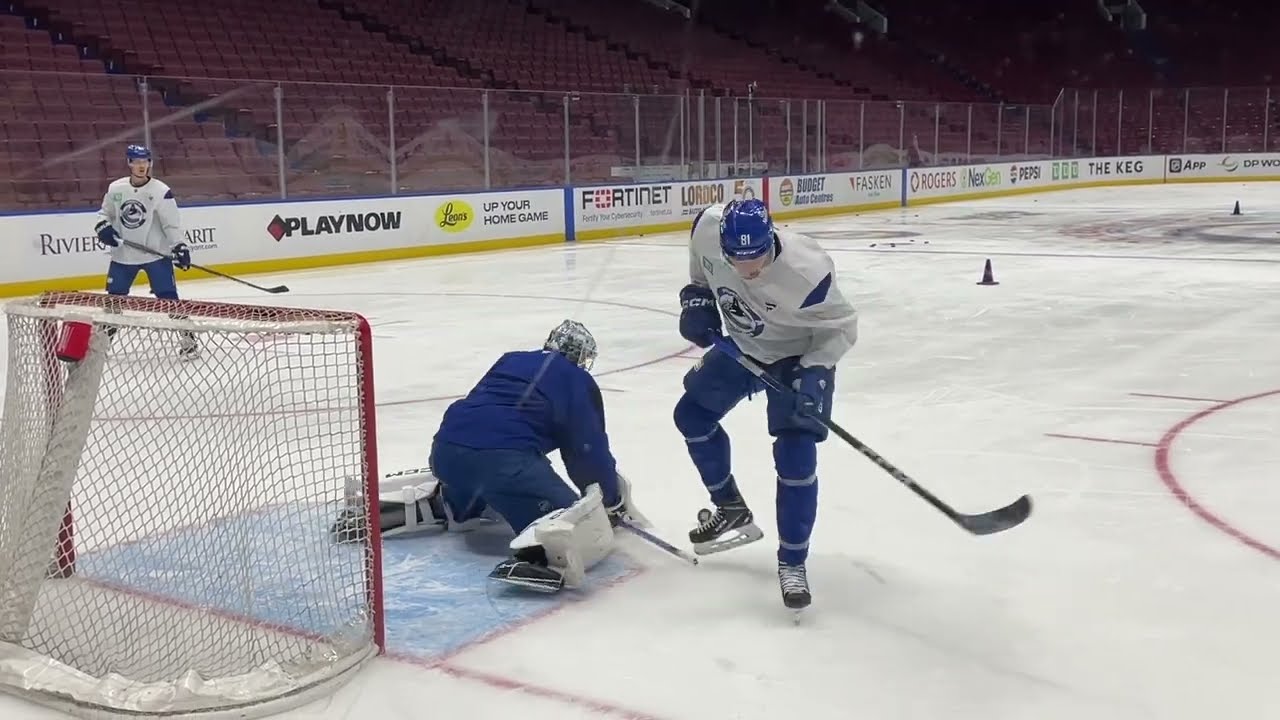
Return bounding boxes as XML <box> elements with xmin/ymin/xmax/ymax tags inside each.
<box><xmin>121</xmin><ymin>240</ymin><xmax>290</xmax><ymax>294</ymax></box>
<box><xmin>616</xmin><ymin>519</ymin><xmax>700</xmax><ymax>565</ymax></box>
<box><xmin>714</xmin><ymin>342</ymin><xmax>1032</xmax><ymax>536</ymax></box>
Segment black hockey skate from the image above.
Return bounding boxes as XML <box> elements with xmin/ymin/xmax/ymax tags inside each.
<box><xmin>778</xmin><ymin>562</ymin><xmax>811</xmax><ymax>612</ymax></box>
<box><xmin>489</xmin><ymin>546</ymin><xmax>565</xmax><ymax>594</ymax></box>
<box><xmin>689</xmin><ymin>499</ymin><xmax>763</xmax><ymax>555</ymax></box>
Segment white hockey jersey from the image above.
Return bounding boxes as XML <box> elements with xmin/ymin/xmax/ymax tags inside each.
<box><xmin>688</xmin><ymin>203</ymin><xmax>858</xmax><ymax>368</ymax></box>
<box><xmin>94</xmin><ymin>177</ymin><xmax>183</xmax><ymax>266</ymax></box>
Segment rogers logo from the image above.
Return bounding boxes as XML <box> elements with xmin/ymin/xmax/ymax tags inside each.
<box><xmin>910</xmin><ymin>169</ymin><xmax>957</xmax><ymax>192</ymax></box>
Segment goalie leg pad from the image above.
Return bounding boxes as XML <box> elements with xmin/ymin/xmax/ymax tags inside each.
<box><xmin>507</xmin><ymin>484</ymin><xmax>614</xmax><ymax>589</ymax></box>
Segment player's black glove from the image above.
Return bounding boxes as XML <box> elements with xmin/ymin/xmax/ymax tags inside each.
<box><xmin>95</xmin><ymin>221</ymin><xmax>119</xmax><ymax>247</ymax></box>
<box><xmin>171</xmin><ymin>243</ymin><xmax>191</xmax><ymax>271</ymax></box>
<box><xmin>679</xmin><ymin>283</ymin><xmax>721</xmax><ymax>347</ymax></box>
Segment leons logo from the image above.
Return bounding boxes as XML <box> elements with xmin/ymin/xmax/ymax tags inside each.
<box><xmin>435</xmin><ymin>200</ymin><xmax>474</xmax><ymax>233</ymax></box>
<box><xmin>778</xmin><ymin>179</ymin><xmax>795</xmax><ymax>206</ymax></box>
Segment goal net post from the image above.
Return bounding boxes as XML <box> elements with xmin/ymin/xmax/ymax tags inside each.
<box><xmin>0</xmin><ymin>291</ymin><xmax>384</xmax><ymax>718</ymax></box>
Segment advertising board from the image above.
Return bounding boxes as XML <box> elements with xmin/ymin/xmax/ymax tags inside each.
<box><xmin>5</xmin><ymin>188</ymin><xmax>565</xmax><ymax>293</ymax></box>
<box><xmin>1165</xmin><ymin>153</ymin><xmax>1280</xmax><ymax>181</ymax></box>
<box><xmin>768</xmin><ymin>170</ymin><xmax>900</xmax><ymax>218</ymax></box>
<box><xmin>573</xmin><ymin>178</ymin><xmax>763</xmax><ymax>241</ymax></box>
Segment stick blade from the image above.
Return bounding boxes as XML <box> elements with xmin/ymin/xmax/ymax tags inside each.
<box><xmin>265</xmin><ymin>285</ymin><xmax>290</xmax><ymax>294</ymax></box>
<box><xmin>956</xmin><ymin>494</ymin><xmax>1033</xmax><ymax>535</ymax></box>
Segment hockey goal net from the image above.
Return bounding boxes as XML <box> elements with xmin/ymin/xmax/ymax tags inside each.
<box><xmin>0</xmin><ymin>291</ymin><xmax>383</xmax><ymax>718</ymax></box>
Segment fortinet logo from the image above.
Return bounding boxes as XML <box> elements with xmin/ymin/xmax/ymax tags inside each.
<box><xmin>580</xmin><ymin>185</ymin><xmax>672</xmax><ymax>210</ymax></box>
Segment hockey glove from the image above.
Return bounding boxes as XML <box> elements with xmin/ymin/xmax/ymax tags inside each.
<box><xmin>792</xmin><ymin>365</ymin><xmax>832</xmax><ymax>419</ymax></box>
<box><xmin>605</xmin><ymin>496</ymin><xmax>630</xmax><ymax>527</ymax></box>
<box><xmin>679</xmin><ymin>283</ymin><xmax>721</xmax><ymax>347</ymax></box>
<box><xmin>171</xmin><ymin>243</ymin><xmax>191</xmax><ymax>271</ymax></box>
<box><xmin>95</xmin><ymin>221</ymin><xmax>119</xmax><ymax>247</ymax></box>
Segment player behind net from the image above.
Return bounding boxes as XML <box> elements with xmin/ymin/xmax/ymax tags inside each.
<box><xmin>333</xmin><ymin>320</ymin><xmax>643</xmax><ymax>593</ymax></box>
<box><xmin>675</xmin><ymin>198</ymin><xmax>858</xmax><ymax>612</ymax></box>
<box><xmin>93</xmin><ymin>144</ymin><xmax>198</xmax><ymax>357</ymax></box>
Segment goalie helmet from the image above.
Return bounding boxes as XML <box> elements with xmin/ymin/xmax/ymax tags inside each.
<box><xmin>544</xmin><ymin>319</ymin><xmax>597</xmax><ymax>371</ymax></box>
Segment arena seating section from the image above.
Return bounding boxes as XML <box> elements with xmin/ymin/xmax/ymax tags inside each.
<box><xmin>0</xmin><ymin>0</ymin><xmax>1274</xmax><ymax>210</ymax></box>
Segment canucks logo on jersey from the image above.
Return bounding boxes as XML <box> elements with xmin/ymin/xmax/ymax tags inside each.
<box><xmin>716</xmin><ymin>287</ymin><xmax>765</xmax><ymax>337</ymax></box>
<box><xmin>119</xmin><ymin>198</ymin><xmax>149</xmax><ymax>230</ymax></box>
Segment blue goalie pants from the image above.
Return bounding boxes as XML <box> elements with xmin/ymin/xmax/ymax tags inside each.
<box><xmin>428</xmin><ymin>440</ymin><xmax>579</xmax><ymax>534</ymax></box>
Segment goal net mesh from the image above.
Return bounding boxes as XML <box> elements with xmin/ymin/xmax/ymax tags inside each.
<box><xmin>0</xmin><ymin>291</ymin><xmax>382</xmax><ymax>718</ymax></box>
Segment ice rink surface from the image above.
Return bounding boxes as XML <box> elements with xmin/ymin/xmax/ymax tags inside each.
<box><xmin>3</xmin><ymin>182</ymin><xmax>1279</xmax><ymax>719</ymax></box>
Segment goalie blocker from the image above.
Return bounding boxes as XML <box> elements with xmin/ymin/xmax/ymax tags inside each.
<box><xmin>333</xmin><ymin>467</ymin><xmax>645</xmax><ymax>593</ymax></box>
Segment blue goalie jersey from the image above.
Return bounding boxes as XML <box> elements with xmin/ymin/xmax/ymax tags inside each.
<box><xmin>433</xmin><ymin>349</ymin><xmax>619</xmax><ymax>501</ymax></box>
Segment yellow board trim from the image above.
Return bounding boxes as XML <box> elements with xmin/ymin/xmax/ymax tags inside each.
<box><xmin>0</xmin><ymin>232</ymin><xmax>564</xmax><ymax>299</ymax></box>
<box><xmin>1163</xmin><ymin>174</ymin><xmax>1280</xmax><ymax>184</ymax></box>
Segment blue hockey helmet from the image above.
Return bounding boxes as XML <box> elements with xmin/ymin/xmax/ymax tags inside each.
<box><xmin>718</xmin><ymin>198</ymin><xmax>774</xmax><ymax>261</ymax></box>
<box><xmin>125</xmin><ymin>144</ymin><xmax>152</xmax><ymax>162</ymax></box>
<box><xmin>544</xmin><ymin>319</ymin><xmax>598</xmax><ymax>371</ymax></box>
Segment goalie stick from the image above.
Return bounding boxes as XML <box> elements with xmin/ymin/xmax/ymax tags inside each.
<box><xmin>121</xmin><ymin>240</ymin><xmax>291</xmax><ymax>294</ymax></box>
<box><xmin>615</xmin><ymin>518</ymin><xmax>699</xmax><ymax>565</ymax></box>
<box><xmin>714</xmin><ymin>341</ymin><xmax>1032</xmax><ymax>536</ymax></box>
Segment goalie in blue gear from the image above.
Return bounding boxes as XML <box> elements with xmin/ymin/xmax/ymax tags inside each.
<box><xmin>333</xmin><ymin>320</ymin><xmax>644</xmax><ymax>593</ymax></box>
<box><xmin>675</xmin><ymin>198</ymin><xmax>858</xmax><ymax>611</ymax></box>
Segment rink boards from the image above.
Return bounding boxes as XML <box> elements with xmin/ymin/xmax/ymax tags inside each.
<box><xmin>1</xmin><ymin>150</ymin><xmax>1277</xmax><ymax>297</ymax></box>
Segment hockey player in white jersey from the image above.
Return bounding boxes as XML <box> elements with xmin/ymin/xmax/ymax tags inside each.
<box><xmin>674</xmin><ymin>198</ymin><xmax>858</xmax><ymax>610</ymax></box>
<box><xmin>94</xmin><ymin>144</ymin><xmax>197</xmax><ymax>357</ymax></box>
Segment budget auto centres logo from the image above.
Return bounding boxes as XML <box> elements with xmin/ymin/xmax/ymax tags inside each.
<box><xmin>909</xmin><ymin>168</ymin><xmax>956</xmax><ymax>192</ymax></box>
<box><xmin>267</xmin><ymin>210</ymin><xmax>402</xmax><ymax>241</ymax></box>
<box><xmin>778</xmin><ymin>178</ymin><xmax>795</xmax><ymax>205</ymax></box>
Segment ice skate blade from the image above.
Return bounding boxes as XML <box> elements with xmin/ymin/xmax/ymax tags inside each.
<box><xmin>691</xmin><ymin>523</ymin><xmax>764</xmax><ymax>555</ymax></box>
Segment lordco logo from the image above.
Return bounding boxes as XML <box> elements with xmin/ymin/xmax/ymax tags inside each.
<box><xmin>778</xmin><ymin>179</ymin><xmax>795</xmax><ymax>206</ymax></box>
<box><xmin>436</xmin><ymin>200</ymin><xmax>474</xmax><ymax>232</ymax></box>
